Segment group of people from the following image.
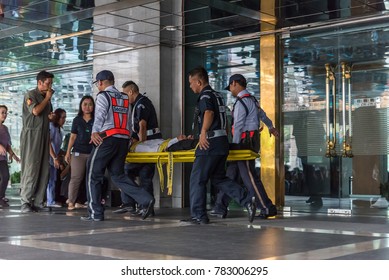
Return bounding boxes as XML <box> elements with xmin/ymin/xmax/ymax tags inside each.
<box><xmin>1</xmin><ymin>65</ymin><xmax>279</xmax><ymax>224</ymax></box>
<box><xmin>12</xmin><ymin>70</ymin><xmax>156</xmax><ymax>221</ymax></box>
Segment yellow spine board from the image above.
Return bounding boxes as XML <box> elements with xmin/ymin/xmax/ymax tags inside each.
<box><xmin>126</xmin><ymin>149</ymin><xmax>259</xmax><ymax>195</ymax></box>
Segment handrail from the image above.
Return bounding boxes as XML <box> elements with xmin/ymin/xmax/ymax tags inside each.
<box><xmin>341</xmin><ymin>62</ymin><xmax>353</xmax><ymax>158</ymax></box>
<box><xmin>325</xmin><ymin>63</ymin><xmax>337</xmax><ymax>158</ymax></box>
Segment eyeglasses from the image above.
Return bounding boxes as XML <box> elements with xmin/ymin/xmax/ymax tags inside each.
<box><xmin>93</xmin><ymin>80</ymin><xmax>99</xmax><ymax>87</ymax></box>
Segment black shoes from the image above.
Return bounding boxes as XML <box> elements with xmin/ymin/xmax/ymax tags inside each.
<box><xmin>0</xmin><ymin>199</ymin><xmax>9</xmax><ymax>208</ymax></box>
<box><xmin>21</xmin><ymin>203</ymin><xmax>51</xmax><ymax>213</ymax></box>
<box><xmin>257</xmin><ymin>204</ymin><xmax>277</xmax><ymax>219</ymax></box>
<box><xmin>135</xmin><ymin>207</ymin><xmax>155</xmax><ymax>217</ymax></box>
<box><xmin>180</xmin><ymin>217</ymin><xmax>210</xmax><ymax>225</ymax></box>
<box><xmin>32</xmin><ymin>205</ymin><xmax>51</xmax><ymax>212</ymax></box>
<box><xmin>209</xmin><ymin>208</ymin><xmax>227</xmax><ymax>219</ymax></box>
<box><xmin>80</xmin><ymin>216</ymin><xmax>104</xmax><ymax>222</ymax></box>
<box><xmin>245</xmin><ymin>197</ymin><xmax>256</xmax><ymax>223</ymax></box>
<box><xmin>306</xmin><ymin>196</ymin><xmax>323</xmax><ymax>207</ymax></box>
<box><xmin>141</xmin><ymin>199</ymin><xmax>155</xmax><ymax>220</ymax></box>
<box><xmin>113</xmin><ymin>205</ymin><xmax>137</xmax><ymax>214</ymax></box>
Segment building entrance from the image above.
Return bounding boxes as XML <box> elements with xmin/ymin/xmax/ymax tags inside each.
<box><xmin>282</xmin><ymin>19</ymin><xmax>389</xmax><ymax>216</ymax></box>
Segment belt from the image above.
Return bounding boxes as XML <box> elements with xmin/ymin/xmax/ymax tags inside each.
<box><xmin>146</xmin><ymin>128</ymin><xmax>161</xmax><ymax>136</ymax></box>
<box><xmin>206</xmin><ymin>129</ymin><xmax>227</xmax><ymax>139</ymax></box>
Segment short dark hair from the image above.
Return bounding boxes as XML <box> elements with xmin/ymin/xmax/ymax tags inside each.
<box><xmin>78</xmin><ymin>95</ymin><xmax>95</xmax><ymax>117</ymax></box>
<box><xmin>36</xmin><ymin>70</ymin><xmax>54</xmax><ymax>82</ymax></box>
<box><xmin>122</xmin><ymin>80</ymin><xmax>139</xmax><ymax>92</ymax></box>
<box><xmin>189</xmin><ymin>66</ymin><xmax>209</xmax><ymax>84</ymax></box>
<box><xmin>235</xmin><ymin>79</ymin><xmax>247</xmax><ymax>88</ymax></box>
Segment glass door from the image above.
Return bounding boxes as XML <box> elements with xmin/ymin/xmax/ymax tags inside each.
<box><xmin>282</xmin><ymin>19</ymin><xmax>389</xmax><ymax>215</ymax></box>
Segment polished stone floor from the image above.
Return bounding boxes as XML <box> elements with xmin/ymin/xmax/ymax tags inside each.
<box><xmin>1</xmin><ymin>194</ymin><xmax>389</xmax><ymax>260</ymax></box>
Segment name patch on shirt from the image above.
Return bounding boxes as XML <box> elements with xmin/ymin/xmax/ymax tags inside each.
<box><xmin>113</xmin><ymin>106</ymin><xmax>128</xmax><ymax>114</ymax></box>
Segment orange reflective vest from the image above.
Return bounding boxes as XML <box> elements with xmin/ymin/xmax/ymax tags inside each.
<box><xmin>100</xmin><ymin>91</ymin><xmax>130</xmax><ymax>138</ymax></box>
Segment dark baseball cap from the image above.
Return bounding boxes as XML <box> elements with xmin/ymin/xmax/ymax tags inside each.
<box><xmin>94</xmin><ymin>70</ymin><xmax>114</xmax><ymax>83</ymax></box>
<box><xmin>224</xmin><ymin>73</ymin><xmax>247</xmax><ymax>91</ymax></box>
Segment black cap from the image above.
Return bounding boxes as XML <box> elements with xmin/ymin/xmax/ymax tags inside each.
<box><xmin>224</xmin><ymin>74</ymin><xmax>247</xmax><ymax>91</ymax></box>
<box><xmin>94</xmin><ymin>70</ymin><xmax>114</xmax><ymax>83</ymax></box>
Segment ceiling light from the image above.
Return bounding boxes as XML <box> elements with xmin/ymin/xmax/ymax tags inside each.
<box><xmin>164</xmin><ymin>25</ymin><xmax>177</xmax><ymax>31</ymax></box>
<box><xmin>24</xmin><ymin>29</ymin><xmax>92</xmax><ymax>47</ymax></box>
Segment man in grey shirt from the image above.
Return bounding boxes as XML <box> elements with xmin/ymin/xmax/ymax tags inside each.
<box><xmin>81</xmin><ymin>70</ymin><xmax>154</xmax><ymax>221</ymax></box>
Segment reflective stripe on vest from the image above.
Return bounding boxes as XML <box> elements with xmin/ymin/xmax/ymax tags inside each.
<box><xmin>102</xmin><ymin>92</ymin><xmax>130</xmax><ymax>137</ymax></box>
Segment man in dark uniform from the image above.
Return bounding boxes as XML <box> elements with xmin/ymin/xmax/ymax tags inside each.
<box><xmin>210</xmin><ymin>74</ymin><xmax>278</xmax><ymax>219</ymax></box>
<box><xmin>182</xmin><ymin>66</ymin><xmax>256</xmax><ymax>225</ymax></box>
<box><xmin>20</xmin><ymin>70</ymin><xmax>56</xmax><ymax>213</ymax></box>
<box><xmin>81</xmin><ymin>70</ymin><xmax>154</xmax><ymax>221</ymax></box>
<box><xmin>113</xmin><ymin>80</ymin><xmax>161</xmax><ymax>216</ymax></box>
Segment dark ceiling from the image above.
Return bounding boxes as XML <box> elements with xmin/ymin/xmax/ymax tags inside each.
<box><xmin>0</xmin><ymin>0</ymin><xmax>387</xmax><ymax>80</ymax></box>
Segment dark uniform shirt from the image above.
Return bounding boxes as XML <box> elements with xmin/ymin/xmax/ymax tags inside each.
<box><xmin>195</xmin><ymin>85</ymin><xmax>229</xmax><ymax>156</ymax></box>
<box><xmin>70</xmin><ymin>115</ymin><xmax>94</xmax><ymax>154</ymax></box>
<box><xmin>131</xmin><ymin>94</ymin><xmax>162</xmax><ymax>140</ymax></box>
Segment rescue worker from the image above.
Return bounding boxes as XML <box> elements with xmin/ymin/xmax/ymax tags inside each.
<box><xmin>113</xmin><ymin>81</ymin><xmax>161</xmax><ymax>216</ymax></box>
<box><xmin>20</xmin><ymin>70</ymin><xmax>56</xmax><ymax>213</ymax></box>
<box><xmin>210</xmin><ymin>74</ymin><xmax>278</xmax><ymax>219</ymax></box>
<box><xmin>81</xmin><ymin>70</ymin><xmax>154</xmax><ymax>221</ymax></box>
<box><xmin>182</xmin><ymin>66</ymin><xmax>256</xmax><ymax>225</ymax></box>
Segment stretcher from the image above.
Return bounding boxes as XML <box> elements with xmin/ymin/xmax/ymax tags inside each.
<box><xmin>126</xmin><ymin>143</ymin><xmax>259</xmax><ymax>195</ymax></box>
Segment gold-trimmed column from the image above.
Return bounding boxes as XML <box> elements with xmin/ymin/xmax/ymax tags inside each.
<box><xmin>260</xmin><ymin>1</ymin><xmax>284</xmax><ymax>206</ymax></box>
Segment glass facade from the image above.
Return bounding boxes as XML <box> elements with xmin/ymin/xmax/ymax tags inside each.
<box><xmin>2</xmin><ymin>0</ymin><xmax>389</xmax><ymax>214</ymax></box>
<box><xmin>0</xmin><ymin>67</ymin><xmax>93</xmax><ymax>175</ymax></box>
<box><xmin>282</xmin><ymin>17</ymin><xmax>389</xmax><ymax>214</ymax></box>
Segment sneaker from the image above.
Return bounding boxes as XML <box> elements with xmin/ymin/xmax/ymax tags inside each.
<box><xmin>257</xmin><ymin>205</ymin><xmax>277</xmax><ymax>219</ymax></box>
<box><xmin>113</xmin><ymin>204</ymin><xmax>136</xmax><ymax>214</ymax></box>
<box><xmin>141</xmin><ymin>199</ymin><xmax>155</xmax><ymax>220</ymax></box>
<box><xmin>80</xmin><ymin>216</ymin><xmax>104</xmax><ymax>222</ymax></box>
<box><xmin>21</xmin><ymin>203</ymin><xmax>33</xmax><ymax>213</ymax></box>
<box><xmin>2</xmin><ymin>197</ymin><xmax>9</xmax><ymax>202</ymax></box>
<box><xmin>47</xmin><ymin>203</ymin><xmax>62</xmax><ymax>208</ymax></box>
<box><xmin>245</xmin><ymin>197</ymin><xmax>256</xmax><ymax>223</ymax></box>
<box><xmin>209</xmin><ymin>208</ymin><xmax>227</xmax><ymax>219</ymax></box>
<box><xmin>180</xmin><ymin>217</ymin><xmax>209</xmax><ymax>225</ymax></box>
<box><xmin>32</xmin><ymin>205</ymin><xmax>51</xmax><ymax>212</ymax></box>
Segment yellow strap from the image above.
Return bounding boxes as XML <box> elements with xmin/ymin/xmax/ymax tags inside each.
<box><xmin>130</xmin><ymin>139</ymin><xmax>171</xmax><ymax>194</ymax></box>
<box><xmin>129</xmin><ymin>141</ymin><xmax>141</xmax><ymax>152</ymax></box>
<box><xmin>157</xmin><ymin>139</ymin><xmax>171</xmax><ymax>194</ymax></box>
<box><xmin>156</xmin><ymin>156</ymin><xmax>165</xmax><ymax>193</ymax></box>
<box><xmin>158</xmin><ymin>139</ymin><xmax>171</xmax><ymax>152</ymax></box>
<box><xmin>167</xmin><ymin>152</ymin><xmax>173</xmax><ymax>195</ymax></box>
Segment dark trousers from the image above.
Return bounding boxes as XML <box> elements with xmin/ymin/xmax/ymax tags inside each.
<box><xmin>190</xmin><ymin>155</ymin><xmax>251</xmax><ymax>220</ymax></box>
<box><xmin>123</xmin><ymin>163</ymin><xmax>155</xmax><ymax>208</ymax></box>
<box><xmin>0</xmin><ymin>160</ymin><xmax>9</xmax><ymax>199</ymax></box>
<box><xmin>215</xmin><ymin>160</ymin><xmax>273</xmax><ymax>212</ymax></box>
<box><xmin>86</xmin><ymin>137</ymin><xmax>153</xmax><ymax>219</ymax></box>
